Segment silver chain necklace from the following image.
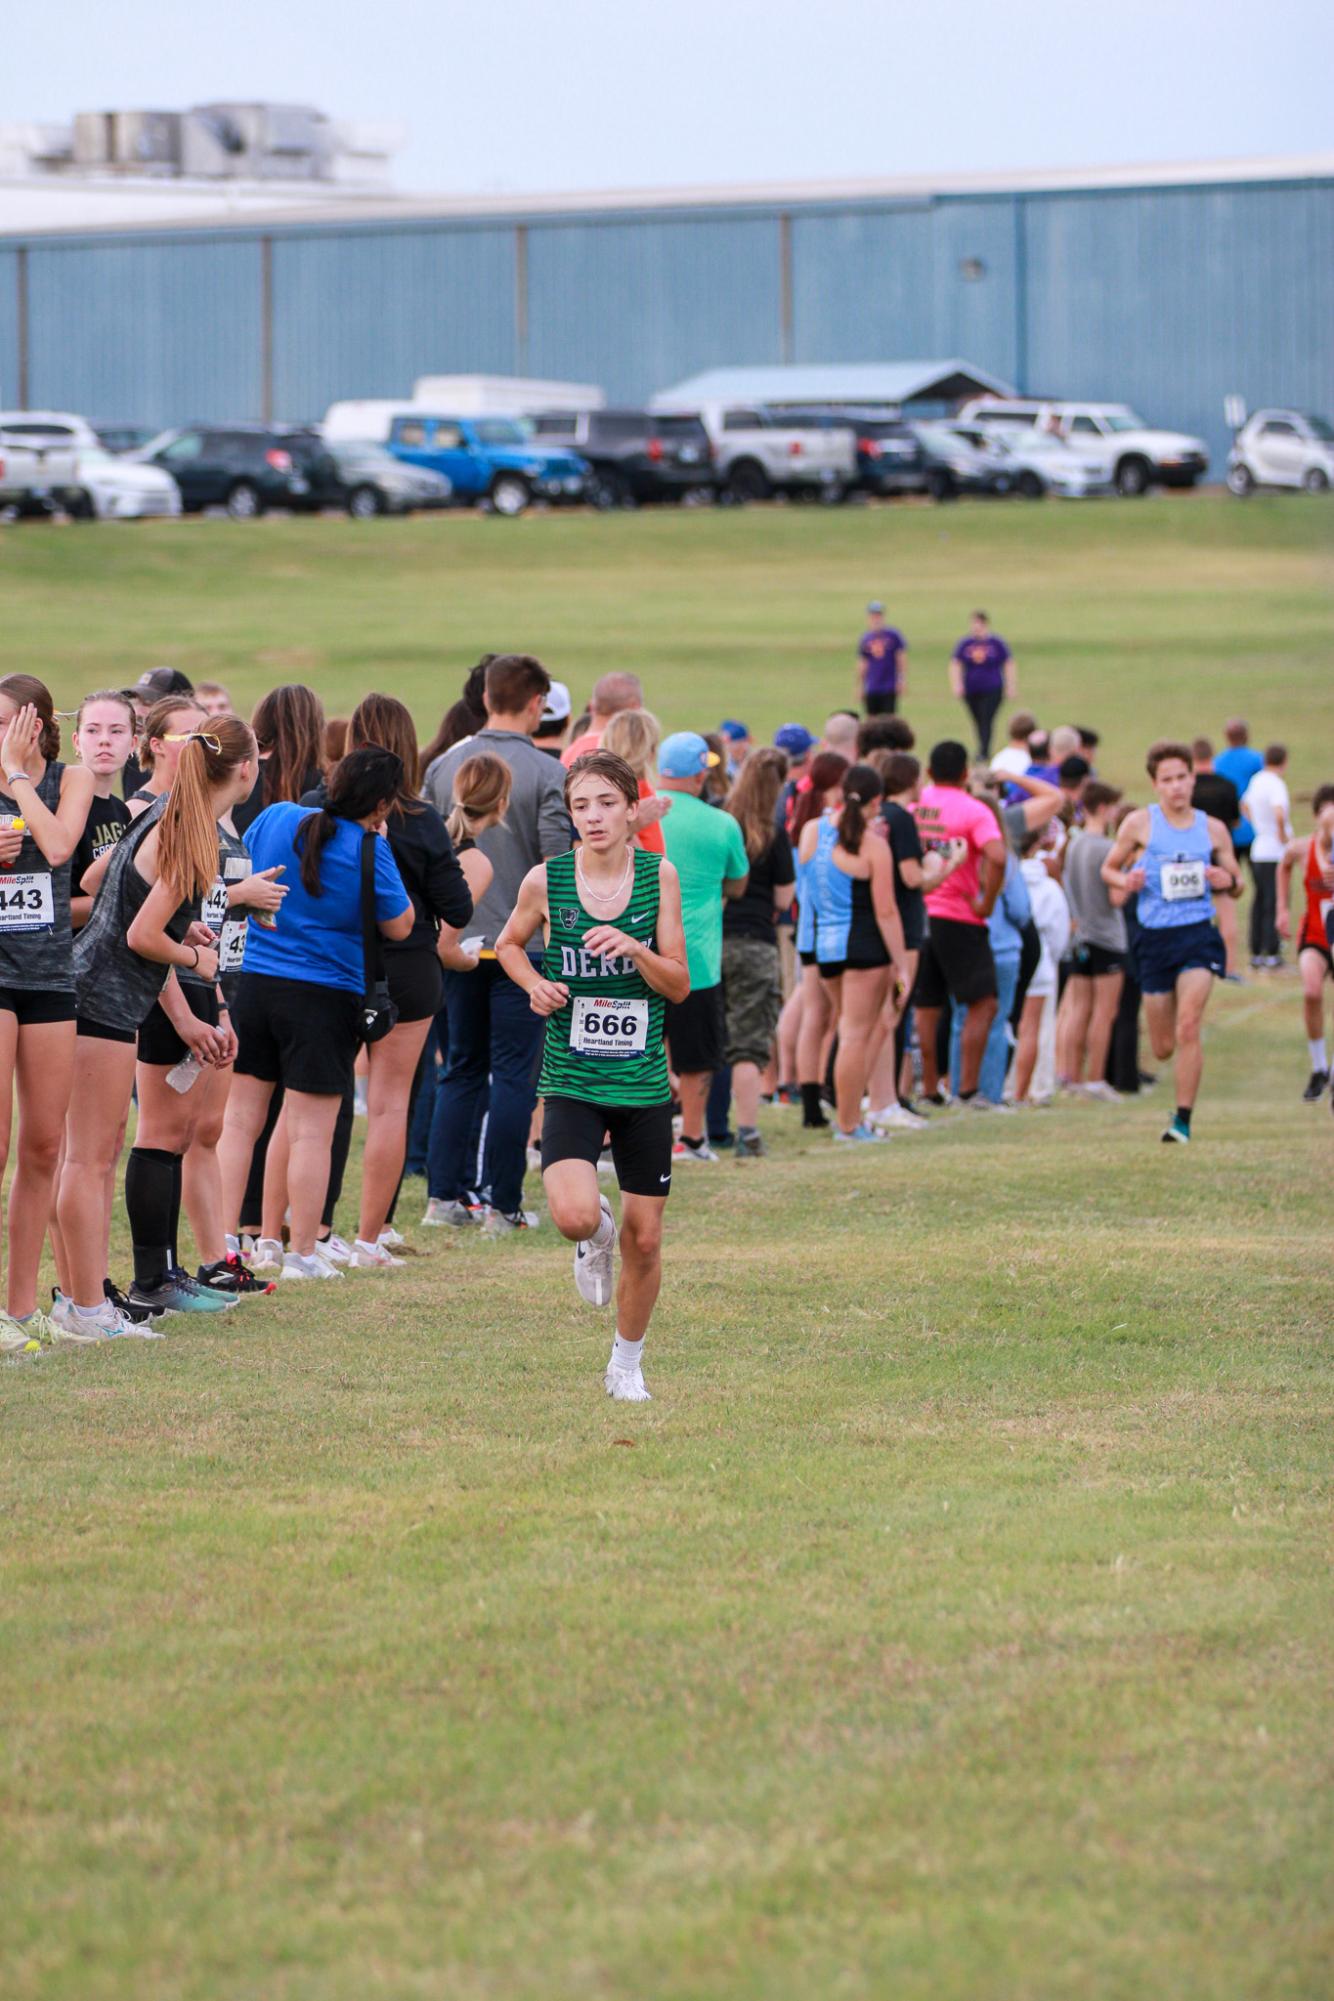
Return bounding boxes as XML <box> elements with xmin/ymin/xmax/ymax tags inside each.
<box><xmin>576</xmin><ymin>846</ymin><xmax>633</xmax><ymax>906</ymax></box>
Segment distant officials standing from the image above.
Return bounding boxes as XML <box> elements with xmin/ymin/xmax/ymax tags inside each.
<box><xmin>949</xmin><ymin>611</ymin><xmax>1016</xmax><ymax>760</ymax></box>
<box><xmin>857</xmin><ymin>601</ymin><xmax>907</xmax><ymax>716</ymax></box>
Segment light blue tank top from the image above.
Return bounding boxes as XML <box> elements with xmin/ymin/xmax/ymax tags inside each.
<box><xmin>1138</xmin><ymin>804</ymin><xmax>1215</xmax><ymax>931</ymax></box>
<box><xmin>812</xmin><ymin>813</ymin><xmax>854</xmax><ymax>965</ymax></box>
<box><xmin>795</xmin><ymin>841</ymin><xmax>817</xmax><ymax>953</ymax></box>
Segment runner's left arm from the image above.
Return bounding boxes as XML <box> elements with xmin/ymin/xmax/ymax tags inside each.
<box><xmin>867</xmin><ymin>840</ymin><xmax>909</xmax><ymax>988</ymax></box>
<box><xmin>583</xmin><ymin>860</ymin><xmax>690</xmax><ymax>1005</ymax></box>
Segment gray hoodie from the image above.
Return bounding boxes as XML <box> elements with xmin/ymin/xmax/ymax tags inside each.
<box><xmin>422</xmin><ymin>727</ymin><xmax>572</xmax><ymax>949</ymax></box>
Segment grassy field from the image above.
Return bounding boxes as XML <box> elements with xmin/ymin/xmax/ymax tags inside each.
<box><xmin>2</xmin><ymin>496</ymin><xmax>1333</xmax><ymax>2000</ymax></box>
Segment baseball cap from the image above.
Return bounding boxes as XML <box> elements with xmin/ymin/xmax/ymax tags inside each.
<box><xmin>719</xmin><ymin>718</ymin><xmax>749</xmax><ymax>742</ymax></box>
<box><xmin>659</xmin><ymin>731</ymin><xmax>720</xmax><ymax>778</ymax></box>
<box><xmin>541</xmin><ymin>679</ymin><xmax>572</xmax><ymax>724</ymax></box>
<box><xmin>866</xmin><ymin>600</ymin><xmax>884</xmax><ymax>615</ymax></box>
<box><xmin>773</xmin><ymin>722</ymin><xmax>815</xmax><ymax>758</ymax></box>
<box><xmin>135</xmin><ymin>665</ymin><xmax>195</xmax><ymax>699</ymax></box>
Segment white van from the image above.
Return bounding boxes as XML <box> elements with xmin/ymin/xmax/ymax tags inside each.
<box><xmin>956</xmin><ymin>398</ymin><xmax>1208</xmax><ymax>495</ymax></box>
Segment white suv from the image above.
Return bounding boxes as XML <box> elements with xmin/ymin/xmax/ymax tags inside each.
<box><xmin>957</xmin><ymin>398</ymin><xmax>1209</xmax><ymax>495</ymax></box>
<box><xmin>1226</xmin><ymin>410</ymin><xmax>1334</xmax><ymax>495</ymax></box>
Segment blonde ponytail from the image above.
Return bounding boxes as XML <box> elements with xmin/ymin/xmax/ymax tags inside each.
<box><xmin>157</xmin><ymin>716</ymin><xmax>255</xmax><ymax>902</ymax></box>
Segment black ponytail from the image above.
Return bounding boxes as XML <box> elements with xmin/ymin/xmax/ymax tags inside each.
<box><xmin>295</xmin><ymin>745</ymin><xmax>403</xmax><ymax>896</ymax></box>
<box><xmin>837</xmin><ymin>763</ymin><xmax>883</xmax><ymax>856</ymax></box>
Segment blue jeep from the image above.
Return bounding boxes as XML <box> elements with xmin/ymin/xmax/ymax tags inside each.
<box><xmin>385</xmin><ymin>414</ymin><xmax>587</xmax><ymax>515</ymax></box>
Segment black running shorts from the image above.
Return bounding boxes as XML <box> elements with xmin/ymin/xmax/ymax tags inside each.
<box><xmin>664</xmin><ymin>981</ymin><xmax>725</xmax><ymax>1074</ymax></box>
<box><xmin>232</xmin><ymin>972</ymin><xmax>360</xmax><ymax>1097</ymax></box>
<box><xmin>541</xmin><ymin>1096</ymin><xmax>673</xmax><ymax>1198</ymax></box>
<box><xmin>913</xmin><ymin>916</ymin><xmax>997</xmax><ymax>1008</ymax></box>
<box><xmin>137</xmin><ymin>983</ymin><xmax>219</xmax><ymax>1066</ymax></box>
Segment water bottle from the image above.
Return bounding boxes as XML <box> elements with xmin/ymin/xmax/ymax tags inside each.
<box><xmin>165</xmin><ymin>1052</ymin><xmax>203</xmax><ymax>1093</ymax></box>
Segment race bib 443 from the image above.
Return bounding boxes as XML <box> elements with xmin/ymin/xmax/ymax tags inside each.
<box><xmin>0</xmin><ymin>872</ymin><xmax>54</xmax><ymax>931</ymax></box>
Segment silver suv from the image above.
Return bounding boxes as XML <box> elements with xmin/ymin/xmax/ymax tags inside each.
<box><xmin>1227</xmin><ymin>410</ymin><xmax>1334</xmax><ymax>495</ymax></box>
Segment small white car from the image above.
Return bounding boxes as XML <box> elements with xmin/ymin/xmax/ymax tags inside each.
<box><xmin>954</xmin><ymin>425</ymin><xmax>1115</xmax><ymax>498</ymax></box>
<box><xmin>1226</xmin><ymin>410</ymin><xmax>1334</xmax><ymax>495</ymax></box>
<box><xmin>958</xmin><ymin>398</ymin><xmax>1209</xmax><ymax>494</ymax></box>
<box><xmin>67</xmin><ymin>447</ymin><xmax>182</xmax><ymax>520</ymax></box>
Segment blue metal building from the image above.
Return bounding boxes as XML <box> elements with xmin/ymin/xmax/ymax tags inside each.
<box><xmin>2</xmin><ymin>155</ymin><xmax>1330</xmax><ymax>472</ymax></box>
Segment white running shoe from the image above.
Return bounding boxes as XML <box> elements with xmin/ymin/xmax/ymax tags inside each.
<box><xmin>1</xmin><ymin>1313</ymin><xmax>43</xmax><ymax>1355</ymax></box>
<box><xmin>1082</xmin><ymin>1080</ymin><xmax>1122</xmax><ymax>1103</ymax></box>
<box><xmin>280</xmin><ymin>1250</ymin><xmax>345</xmax><ymax>1280</ymax></box>
<box><xmin>672</xmin><ymin>1138</ymin><xmax>718</xmax><ymax>1164</ymax></box>
<box><xmin>574</xmin><ymin>1198</ymin><xmax>616</xmax><ymax>1308</ymax></box>
<box><xmin>869</xmin><ymin>1103</ymin><xmax>928</xmax><ymax>1132</ymax></box>
<box><xmin>252</xmin><ymin>1237</ymin><xmax>284</xmax><ymax>1274</ymax></box>
<box><xmin>604</xmin><ymin>1362</ymin><xmax>651</xmax><ymax>1402</ymax></box>
<box><xmin>377</xmin><ymin>1226</ymin><xmax>408</xmax><ymax>1250</ymax></box>
<box><xmin>318</xmin><ymin>1234</ymin><xmax>353</xmax><ymax>1266</ymax></box>
<box><xmin>350</xmin><ymin>1237</ymin><xmax>404</xmax><ymax>1269</ymax></box>
<box><xmin>483</xmin><ymin>1207</ymin><xmax>541</xmax><ymax>1236</ymax></box>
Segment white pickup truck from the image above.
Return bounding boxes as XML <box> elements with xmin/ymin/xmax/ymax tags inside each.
<box><xmin>957</xmin><ymin>398</ymin><xmax>1209</xmax><ymax>495</ymax></box>
<box><xmin>0</xmin><ymin>436</ymin><xmax>82</xmax><ymax>517</ymax></box>
<box><xmin>649</xmin><ymin>398</ymin><xmax>855</xmax><ymax>502</ymax></box>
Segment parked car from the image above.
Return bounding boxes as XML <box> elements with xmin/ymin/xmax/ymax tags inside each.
<box><xmin>135</xmin><ymin>424</ymin><xmax>318</xmax><ymax>516</ymax></box>
<box><xmin>648</xmin><ymin>397</ymin><xmax>855</xmax><ymax>502</ymax></box>
<box><xmin>528</xmin><ymin>409</ymin><xmax>717</xmax><ymax>507</ymax></box>
<box><xmin>0</xmin><ymin>409</ymin><xmax>100</xmax><ymax>451</ymax></box>
<box><xmin>0</xmin><ymin>435</ymin><xmax>82</xmax><ymax>518</ymax></box>
<box><xmin>93</xmin><ymin>422</ymin><xmax>159</xmax><ymax>456</ymax></box>
<box><xmin>1227</xmin><ymin>410</ymin><xmax>1334</xmax><ymax>495</ymax></box>
<box><xmin>957</xmin><ymin>398</ymin><xmax>1208</xmax><ymax>494</ymax></box>
<box><xmin>66</xmin><ymin>447</ymin><xmax>182</xmax><ymax>520</ymax></box>
<box><xmin>381</xmin><ymin>414</ymin><xmax>587</xmax><ymax>515</ymax></box>
<box><xmin>951</xmin><ymin>424</ymin><xmax>1115</xmax><ymax>498</ymax></box>
<box><xmin>780</xmin><ymin>408</ymin><xmax>928</xmax><ymax>497</ymax></box>
<box><xmin>911</xmin><ymin>422</ymin><xmax>1014</xmax><ymax>500</ymax></box>
<box><xmin>286</xmin><ymin>439</ymin><xmax>452</xmax><ymax>516</ymax></box>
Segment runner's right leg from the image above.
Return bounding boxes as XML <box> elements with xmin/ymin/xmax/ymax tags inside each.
<box><xmin>1298</xmin><ymin>946</ymin><xmax>1330</xmax><ymax>1096</ymax></box>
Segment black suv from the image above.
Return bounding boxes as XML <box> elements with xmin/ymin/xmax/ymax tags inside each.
<box><xmin>140</xmin><ymin>424</ymin><xmax>320</xmax><ymax>517</ymax></box>
<box><xmin>287</xmin><ymin>439</ymin><xmax>453</xmax><ymax>516</ymax></box>
<box><xmin>782</xmin><ymin>407</ymin><xmax>928</xmax><ymax>497</ymax></box>
<box><xmin>529</xmin><ymin>409</ymin><xmax>716</xmax><ymax>507</ymax></box>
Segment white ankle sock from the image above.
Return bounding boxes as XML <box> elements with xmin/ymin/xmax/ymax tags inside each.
<box><xmin>611</xmin><ymin>1332</ymin><xmax>643</xmax><ymax>1372</ymax></box>
<box><xmin>588</xmin><ymin>1200</ymin><xmax>615</xmax><ymax>1249</ymax></box>
<box><xmin>1309</xmin><ymin>1038</ymin><xmax>1328</xmax><ymax>1070</ymax></box>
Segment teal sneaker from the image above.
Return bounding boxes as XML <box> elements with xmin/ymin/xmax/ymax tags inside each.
<box><xmin>128</xmin><ymin>1270</ymin><xmax>236</xmax><ymax>1316</ymax></box>
<box><xmin>1161</xmin><ymin>1114</ymin><xmax>1191</xmax><ymax>1144</ymax></box>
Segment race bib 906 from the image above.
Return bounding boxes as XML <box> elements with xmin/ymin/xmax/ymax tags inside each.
<box><xmin>569</xmin><ymin>996</ymin><xmax>649</xmax><ymax>1059</ymax></box>
<box><xmin>0</xmin><ymin>872</ymin><xmax>54</xmax><ymax>931</ymax></box>
<box><xmin>1161</xmin><ymin>860</ymin><xmax>1206</xmax><ymax>903</ymax></box>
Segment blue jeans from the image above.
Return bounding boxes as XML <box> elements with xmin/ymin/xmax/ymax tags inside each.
<box><xmin>404</xmin><ymin>1021</ymin><xmax>439</xmax><ymax>1177</ymax></box>
<box><xmin>949</xmin><ymin>953</ymin><xmax>1020</xmax><ymax>1102</ymax></box>
<box><xmin>427</xmin><ymin>958</ymin><xmax>541</xmax><ymax>1216</ymax></box>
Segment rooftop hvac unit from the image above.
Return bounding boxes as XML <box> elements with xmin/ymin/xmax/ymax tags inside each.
<box><xmin>183</xmin><ymin>102</ymin><xmax>332</xmax><ymax>181</ymax></box>
<box><xmin>72</xmin><ymin>112</ymin><xmax>114</xmax><ymax>166</ymax></box>
<box><xmin>112</xmin><ymin>111</ymin><xmax>182</xmax><ymax>170</ymax></box>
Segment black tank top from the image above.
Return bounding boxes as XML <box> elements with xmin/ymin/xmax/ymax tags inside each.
<box><xmin>72</xmin><ymin>794</ymin><xmax>197</xmax><ymax>1030</ymax></box>
<box><xmin>0</xmin><ymin>762</ymin><xmax>77</xmax><ymax>994</ymax></box>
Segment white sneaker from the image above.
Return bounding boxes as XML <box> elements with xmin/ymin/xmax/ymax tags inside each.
<box><xmin>350</xmin><ymin>1237</ymin><xmax>404</xmax><ymax>1269</ymax></box>
<box><xmin>574</xmin><ymin>1197</ymin><xmax>616</xmax><ymax>1308</ymax></box>
<box><xmin>1</xmin><ymin>1313</ymin><xmax>43</xmax><ymax>1355</ymax></box>
<box><xmin>968</xmin><ymin>1096</ymin><xmax>1016</xmax><ymax>1115</ymax></box>
<box><xmin>252</xmin><ymin>1237</ymin><xmax>284</xmax><ymax>1273</ymax></box>
<box><xmin>604</xmin><ymin>1362</ymin><xmax>652</xmax><ymax>1402</ymax></box>
<box><xmin>280</xmin><ymin>1250</ymin><xmax>344</xmax><ymax>1280</ymax></box>
<box><xmin>869</xmin><ymin>1102</ymin><xmax>927</xmax><ymax>1132</ymax></box>
<box><xmin>318</xmin><ymin>1234</ymin><xmax>353</xmax><ymax>1266</ymax></box>
<box><xmin>483</xmin><ymin>1207</ymin><xmax>541</xmax><ymax>1236</ymax></box>
<box><xmin>377</xmin><ymin>1226</ymin><xmax>408</xmax><ymax>1250</ymax></box>
<box><xmin>672</xmin><ymin>1138</ymin><xmax>718</xmax><ymax>1164</ymax></box>
<box><xmin>52</xmin><ymin>1297</ymin><xmax>164</xmax><ymax>1342</ymax></box>
<box><xmin>1082</xmin><ymin>1080</ymin><xmax>1122</xmax><ymax>1103</ymax></box>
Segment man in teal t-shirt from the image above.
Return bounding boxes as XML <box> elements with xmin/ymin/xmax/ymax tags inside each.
<box><xmin>657</xmin><ymin>732</ymin><xmax>750</xmax><ymax>1163</ymax></box>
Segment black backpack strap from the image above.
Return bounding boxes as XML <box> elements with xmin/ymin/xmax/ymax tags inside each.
<box><xmin>360</xmin><ymin>829</ymin><xmax>387</xmax><ymax>999</ymax></box>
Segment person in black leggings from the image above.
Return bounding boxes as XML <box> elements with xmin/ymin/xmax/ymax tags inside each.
<box><xmin>948</xmin><ymin>611</ymin><xmax>1016</xmax><ymax>762</ymax></box>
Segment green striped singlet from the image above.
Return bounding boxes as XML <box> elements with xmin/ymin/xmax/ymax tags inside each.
<box><xmin>538</xmin><ymin>847</ymin><xmax>670</xmax><ymax>1109</ymax></box>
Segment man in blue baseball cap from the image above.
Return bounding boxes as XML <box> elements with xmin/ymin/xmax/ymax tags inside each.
<box><xmin>657</xmin><ymin>733</ymin><xmax>750</xmax><ymax>1163</ymax></box>
<box><xmin>719</xmin><ymin>718</ymin><xmax>752</xmax><ymax>779</ymax></box>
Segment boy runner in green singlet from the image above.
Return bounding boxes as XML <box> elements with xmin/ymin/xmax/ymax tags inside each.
<box><xmin>496</xmin><ymin>751</ymin><xmax>689</xmax><ymax>1401</ymax></box>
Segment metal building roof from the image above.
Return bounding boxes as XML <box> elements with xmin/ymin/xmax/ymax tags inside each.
<box><xmin>3</xmin><ymin>151</ymin><xmax>1332</xmax><ymax>240</ymax></box>
<box><xmin>650</xmin><ymin>360</ymin><xmax>1014</xmax><ymax>410</ymax></box>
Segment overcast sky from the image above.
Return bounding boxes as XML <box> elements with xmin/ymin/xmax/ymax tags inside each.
<box><xmin>6</xmin><ymin>0</ymin><xmax>1331</xmax><ymax>195</ymax></box>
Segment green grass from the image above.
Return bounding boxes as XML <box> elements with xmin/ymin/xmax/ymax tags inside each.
<box><xmin>2</xmin><ymin>496</ymin><xmax>1333</xmax><ymax>1999</ymax></box>
<box><xmin>2</xmin><ymin>491</ymin><xmax>1332</xmax><ymax>794</ymax></box>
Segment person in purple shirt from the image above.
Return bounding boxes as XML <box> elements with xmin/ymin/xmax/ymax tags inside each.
<box><xmin>857</xmin><ymin>601</ymin><xmax>908</xmax><ymax>716</ymax></box>
<box><xmin>949</xmin><ymin>610</ymin><xmax>1016</xmax><ymax>760</ymax></box>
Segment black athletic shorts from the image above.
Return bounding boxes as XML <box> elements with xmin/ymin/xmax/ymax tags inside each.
<box><xmin>1298</xmin><ymin>938</ymin><xmax>1333</xmax><ymax>972</ymax></box>
<box><xmin>77</xmin><ymin>1015</ymin><xmax>136</xmax><ymax>1044</ymax></box>
<box><xmin>388</xmin><ymin>946</ymin><xmax>443</xmax><ymax>1024</ymax></box>
<box><xmin>664</xmin><ymin>981</ymin><xmax>725</xmax><ymax>1074</ymax></box>
<box><xmin>137</xmin><ymin>983</ymin><xmax>219</xmax><ymax>1065</ymax></box>
<box><xmin>1071</xmin><ymin>940</ymin><xmax>1128</xmax><ymax>978</ymax></box>
<box><xmin>232</xmin><ymin>972</ymin><xmax>359</xmax><ymax>1097</ymax></box>
<box><xmin>0</xmin><ymin>986</ymin><xmax>76</xmax><ymax>1026</ymax></box>
<box><xmin>541</xmin><ymin>1096</ymin><xmax>673</xmax><ymax>1198</ymax></box>
<box><xmin>913</xmin><ymin>917</ymin><xmax>997</xmax><ymax>1008</ymax></box>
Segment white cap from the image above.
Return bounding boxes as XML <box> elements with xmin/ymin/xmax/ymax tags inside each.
<box><xmin>541</xmin><ymin>680</ymin><xmax>572</xmax><ymax>724</ymax></box>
